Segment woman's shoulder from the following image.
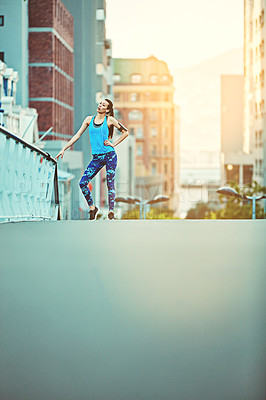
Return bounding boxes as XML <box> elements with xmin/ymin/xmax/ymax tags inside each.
<box><xmin>85</xmin><ymin>115</ymin><xmax>94</xmax><ymax>125</ymax></box>
<box><xmin>107</xmin><ymin>115</ymin><xmax>116</xmax><ymax>127</ymax></box>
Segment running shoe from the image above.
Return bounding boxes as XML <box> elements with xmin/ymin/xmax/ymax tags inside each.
<box><xmin>107</xmin><ymin>211</ymin><xmax>115</xmax><ymax>220</ymax></box>
<box><xmin>89</xmin><ymin>206</ymin><xmax>100</xmax><ymax>220</ymax></box>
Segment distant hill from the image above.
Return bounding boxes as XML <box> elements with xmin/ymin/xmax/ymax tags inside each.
<box><xmin>174</xmin><ymin>47</ymin><xmax>244</xmax><ymax>77</ymax></box>
<box><xmin>172</xmin><ymin>47</ymin><xmax>244</xmax><ymax>167</ymax></box>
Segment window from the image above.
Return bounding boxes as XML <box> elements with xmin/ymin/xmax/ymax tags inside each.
<box><xmin>150</xmin><ymin>109</ymin><xmax>157</xmax><ymax>120</ymax></box>
<box><xmin>164</xmin><ymin>93</ymin><xmax>170</xmax><ymax>101</ymax></box>
<box><xmin>151</xmin><ymin>127</ymin><xmax>157</xmax><ymax>137</ymax></box>
<box><xmin>164</xmin><ymin>163</ymin><xmax>168</xmax><ymax>173</ymax></box>
<box><xmin>128</xmin><ymin>110</ymin><xmax>143</xmax><ymax>120</ymax></box>
<box><xmin>255</xmin><ymin>130</ymin><xmax>263</xmax><ymax>147</ymax></box>
<box><xmin>152</xmin><ymin>162</ymin><xmax>157</xmax><ymax>175</ymax></box>
<box><xmin>129</xmin><ymin>127</ymin><xmax>135</xmax><ymax>136</ymax></box>
<box><xmin>0</xmin><ymin>16</ymin><xmax>4</xmax><ymax>27</ymax></box>
<box><xmin>259</xmin><ymin>130</ymin><xmax>263</xmax><ymax>146</ymax></box>
<box><xmin>259</xmin><ymin>159</ymin><xmax>263</xmax><ymax>175</ymax></box>
<box><xmin>164</xmin><ymin>127</ymin><xmax>168</xmax><ymax>138</ymax></box>
<box><xmin>137</xmin><ymin>144</ymin><xmax>143</xmax><ymax>156</ymax></box>
<box><xmin>150</xmin><ymin>74</ymin><xmax>158</xmax><ymax>83</ymax></box>
<box><xmin>96</xmin><ymin>9</ymin><xmax>105</xmax><ymax>21</ymax></box>
<box><xmin>131</xmin><ymin>74</ymin><xmax>142</xmax><ymax>83</ymax></box>
<box><xmin>130</xmin><ymin>92</ymin><xmax>140</xmax><ymax>102</ymax></box>
<box><xmin>96</xmin><ymin>63</ymin><xmax>104</xmax><ymax>75</ymax></box>
<box><xmin>162</xmin><ymin>74</ymin><xmax>169</xmax><ymax>83</ymax></box>
<box><xmin>164</xmin><ymin>181</ymin><xmax>168</xmax><ymax>192</ymax></box>
<box><xmin>260</xmin><ymin>9</ymin><xmax>264</xmax><ymax>27</ymax></box>
<box><xmin>164</xmin><ymin>145</ymin><xmax>168</xmax><ymax>154</ymax></box>
<box><xmin>113</xmin><ymin>73</ymin><xmax>121</xmax><ymax>83</ymax></box>
<box><xmin>150</xmin><ymin>93</ymin><xmax>158</xmax><ymax>101</ymax></box>
<box><xmin>136</xmin><ymin>127</ymin><xmax>143</xmax><ymax>138</ymax></box>
<box><xmin>55</xmin><ymin>0</ymin><xmax>58</xmax><ymax>17</ymax></box>
<box><xmin>114</xmin><ymin>92</ymin><xmax>120</xmax><ymax>102</ymax></box>
<box><xmin>96</xmin><ymin>92</ymin><xmax>103</xmax><ymax>103</ymax></box>
<box><xmin>114</xmin><ymin>109</ymin><xmax>122</xmax><ymax>120</ymax></box>
<box><xmin>0</xmin><ymin>52</ymin><xmax>4</xmax><ymax>62</ymax></box>
<box><xmin>152</xmin><ymin>145</ymin><xmax>157</xmax><ymax>155</ymax></box>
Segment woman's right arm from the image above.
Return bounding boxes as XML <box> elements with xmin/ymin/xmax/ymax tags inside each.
<box><xmin>55</xmin><ymin>116</ymin><xmax>92</xmax><ymax>160</ymax></box>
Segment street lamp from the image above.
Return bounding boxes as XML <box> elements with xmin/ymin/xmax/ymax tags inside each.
<box><xmin>217</xmin><ymin>186</ymin><xmax>266</xmax><ymax>219</ymax></box>
<box><xmin>115</xmin><ymin>194</ymin><xmax>170</xmax><ymax>219</ymax></box>
<box><xmin>144</xmin><ymin>194</ymin><xmax>169</xmax><ymax>219</ymax></box>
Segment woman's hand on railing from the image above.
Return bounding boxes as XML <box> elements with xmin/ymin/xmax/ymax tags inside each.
<box><xmin>55</xmin><ymin>149</ymin><xmax>65</xmax><ymax>160</ymax></box>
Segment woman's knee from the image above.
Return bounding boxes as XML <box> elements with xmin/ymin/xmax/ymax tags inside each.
<box><xmin>79</xmin><ymin>178</ymin><xmax>87</xmax><ymax>189</ymax></box>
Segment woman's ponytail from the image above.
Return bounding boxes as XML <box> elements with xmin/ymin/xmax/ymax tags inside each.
<box><xmin>105</xmin><ymin>98</ymin><xmax>114</xmax><ymax>139</ymax></box>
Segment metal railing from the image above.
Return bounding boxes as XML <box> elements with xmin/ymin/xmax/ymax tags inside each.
<box><xmin>0</xmin><ymin>125</ymin><xmax>60</xmax><ymax>223</ymax></box>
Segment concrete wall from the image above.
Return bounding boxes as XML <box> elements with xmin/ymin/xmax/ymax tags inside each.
<box><xmin>0</xmin><ymin>220</ymin><xmax>265</xmax><ymax>399</ymax></box>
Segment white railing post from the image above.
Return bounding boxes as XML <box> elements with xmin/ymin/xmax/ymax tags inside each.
<box><xmin>0</xmin><ymin>126</ymin><xmax>60</xmax><ymax>223</ymax></box>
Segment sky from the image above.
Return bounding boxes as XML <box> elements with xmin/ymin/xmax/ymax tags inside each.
<box><xmin>106</xmin><ymin>0</ymin><xmax>244</xmax><ymax>72</ymax></box>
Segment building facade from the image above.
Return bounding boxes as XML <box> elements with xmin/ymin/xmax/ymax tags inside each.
<box><xmin>0</xmin><ymin>60</ymin><xmax>38</xmax><ymax>143</ymax></box>
<box><xmin>113</xmin><ymin>56</ymin><xmax>180</xmax><ymax>215</ymax></box>
<box><xmin>244</xmin><ymin>0</ymin><xmax>266</xmax><ymax>185</ymax></box>
<box><xmin>0</xmin><ymin>0</ymin><xmax>74</xmax><ymax>140</ymax></box>
<box><xmin>28</xmin><ymin>0</ymin><xmax>74</xmax><ymax>141</ymax></box>
<box><xmin>221</xmin><ymin>74</ymin><xmax>253</xmax><ymax>186</ymax></box>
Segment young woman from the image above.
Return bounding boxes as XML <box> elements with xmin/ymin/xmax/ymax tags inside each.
<box><xmin>55</xmin><ymin>99</ymin><xmax>129</xmax><ymax>220</ymax></box>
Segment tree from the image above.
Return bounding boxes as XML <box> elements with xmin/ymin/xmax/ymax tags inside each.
<box><xmin>185</xmin><ymin>201</ymin><xmax>214</xmax><ymax>219</ymax></box>
<box><xmin>213</xmin><ymin>181</ymin><xmax>265</xmax><ymax>219</ymax></box>
<box><xmin>122</xmin><ymin>206</ymin><xmax>179</xmax><ymax>219</ymax></box>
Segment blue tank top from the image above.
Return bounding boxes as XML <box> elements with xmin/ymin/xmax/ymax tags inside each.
<box><xmin>88</xmin><ymin>115</ymin><xmax>116</xmax><ymax>155</ymax></box>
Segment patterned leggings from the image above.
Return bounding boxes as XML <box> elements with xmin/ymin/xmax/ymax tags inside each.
<box><xmin>79</xmin><ymin>151</ymin><xmax>117</xmax><ymax>211</ymax></box>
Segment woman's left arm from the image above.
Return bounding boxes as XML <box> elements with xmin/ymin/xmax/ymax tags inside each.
<box><xmin>104</xmin><ymin>116</ymin><xmax>129</xmax><ymax>148</ymax></box>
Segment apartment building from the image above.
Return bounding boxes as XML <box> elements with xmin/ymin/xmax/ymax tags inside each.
<box><xmin>244</xmin><ymin>0</ymin><xmax>266</xmax><ymax>185</ymax></box>
<box><xmin>221</xmin><ymin>74</ymin><xmax>253</xmax><ymax>185</ymax></box>
<box><xmin>113</xmin><ymin>56</ymin><xmax>180</xmax><ymax>215</ymax></box>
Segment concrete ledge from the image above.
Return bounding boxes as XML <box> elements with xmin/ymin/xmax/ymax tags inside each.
<box><xmin>0</xmin><ymin>220</ymin><xmax>265</xmax><ymax>400</ymax></box>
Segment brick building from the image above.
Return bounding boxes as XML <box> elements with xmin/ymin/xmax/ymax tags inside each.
<box><xmin>28</xmin><ymin>0</ymin><xmax>74</xmax><ymax>140</ymax></box>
